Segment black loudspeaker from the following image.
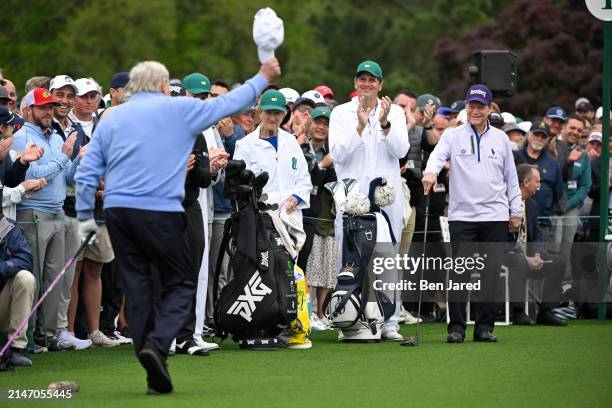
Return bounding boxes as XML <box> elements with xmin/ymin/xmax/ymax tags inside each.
<box><xmin>469</xmin><ymin>50</ymin><xmax>518</xmax><ymax>98</ymax></box>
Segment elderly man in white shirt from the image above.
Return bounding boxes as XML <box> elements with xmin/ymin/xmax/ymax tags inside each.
<box><xmin>329</xmin><ymin>60</ymin><xmax>409</xmax><ymax>341</ymax></box>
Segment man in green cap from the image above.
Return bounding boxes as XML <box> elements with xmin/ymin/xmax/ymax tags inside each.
<box><xmin>183</xmin><ymin>73</ymin><xmax>211</xmax><ymax>99</ymax></box>
<box><xmin>234</xmin><ymin>89</ymin><xmax>312</xmax><ymax>216</ymax></box>
<box><xmin>329</xmin><ymin>60</ymin><xmax>409</xmax><ymax>342</ymax></box>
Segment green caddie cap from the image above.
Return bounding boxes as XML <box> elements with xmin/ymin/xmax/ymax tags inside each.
<box><xmin>259</xmin><ymin>90</ymin><xmax>287</xmax><ymax>112</ymax></box>
<box><xmin>182</xmin><ymin>73</ymin><xmax>211</xmax><ymax>95</ymax></box>
<box><xmin>355</xmin><ymin>60</ymin><xmax>383</xmax><ymax>79</ymax></box>
<box><xmin>311</xmin><ymin>106</ymin><xmax>331</xmax><ymax>120</ymax></box>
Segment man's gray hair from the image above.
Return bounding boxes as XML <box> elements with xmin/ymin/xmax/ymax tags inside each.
<box><xmin>126</xmin><ymin>61</ymin><xmax>169</xmax><ymax>94</ymax></box>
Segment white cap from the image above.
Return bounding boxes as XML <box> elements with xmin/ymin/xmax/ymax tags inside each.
<box><xmin>301</xmin><ymin>90</ymin><xmax>325</xmax><ymax>106</ymax></box>
<box><xmin>279</xmin><ymin>88</ymin><xmax>300</xmax><ymax>104</ymax></box>
<box><xmin>74</xmin><ymin>78</ymin><xmax>101</xmax><ymax>96</ymax></box>
<box><xmin>49</xmin><ymin>75</ymin><xmax>78</xmax><ymax>94</ymax></box>
<box><xmin>253</xmin><ymin>8</ymin><xmax>284</xmax><ymax>64</ymax></box>
<box><xmin>587</xmin><ymin>131</ymin><xmax>602</xmax><ymax>144</ymax></box>
<box><xmin>501</xmin><ymin>112</ymin><xmax>516</xmax><ymax>124</ymax></box>
<box><xmin>456</xmin><ymin>109</ymin><xmax>467</xmax><ymax>125</ymax></box>
<box><xmin>518</xmin><ymin>121</ymin><xmax>532</xmax><ymax>134</ymax></box>
<box><xmin>596</xmin><ymin>106</ymin><xmax>611</xmax><ymax>120</ymax></box>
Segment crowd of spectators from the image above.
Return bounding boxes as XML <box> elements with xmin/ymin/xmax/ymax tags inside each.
<box><xmin>0</xmin><ymin>61</ymin><xmax>610</xmax><ymax>368</ymax></box>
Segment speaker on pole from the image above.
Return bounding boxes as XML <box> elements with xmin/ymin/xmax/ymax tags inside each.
<box><xmin>469</xmin><ymin>50</ymin><xmax>518</xmax><ymax>98</ymax></box>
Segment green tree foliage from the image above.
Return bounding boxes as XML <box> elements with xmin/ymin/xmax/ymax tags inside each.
<box><xmin>1</xmin><ymin>0</ymin><xmax>600</xmax><ymax>115</ymax></box>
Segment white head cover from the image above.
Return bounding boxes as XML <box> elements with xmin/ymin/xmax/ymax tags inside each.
<box><xmin>253</xmin><ymin>8</ymin><xmax>284</xmax><ymax>64</ymax></box>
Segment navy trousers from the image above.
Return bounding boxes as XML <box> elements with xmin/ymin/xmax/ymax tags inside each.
<box><xmin>105</xmin><ymin>208</ymin><xmax>195</xmax><ymax>355</ymax></box>
<box><xmin>447</xmin><ymin>221</ymin><xmax>508</xmax><ymax>336</ymax></box>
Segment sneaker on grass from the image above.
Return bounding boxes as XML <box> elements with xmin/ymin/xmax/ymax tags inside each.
<box><xmin>89</xmin><ymin>330</ymin><xmax>120</xmax><ymax>347</ymax></box>
<box><xmin>176</xmin><ymin>338</ymin><xmax>210</xmax><ymax>356</ymax></box>
<box><xmin>59</xmin><ymin>331</ymin><xmax>92</xmax><ymax>350</ymax></box>
<box><xmin>9</xmin><ymin>348</ymin><xmax>32</xmax><ymax>366</ymax></box>
<box><xmin>113</xmin><ymin>327</ymin><xmax>133</xmax><ymax>345</ymax></box>
<box><xmin>192</xmin><ymin>336</ymin><xmax>219</xmax><ymax>351</ymax></box>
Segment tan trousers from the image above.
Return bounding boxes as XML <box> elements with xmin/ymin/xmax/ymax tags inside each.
<box><xmin>0</xmin><ymin>271</ymin><xmax>37</xmax><ymax>349</ymax></box>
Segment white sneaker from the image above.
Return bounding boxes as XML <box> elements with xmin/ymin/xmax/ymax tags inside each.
<box><xmin>169</xmin><ymin>338</ymin><xmax>176</xmax><ymax>355</ymax></box>
<box><xmin>381</xmin><ymin>330</ymin><xmax>404</xmax><ymax>342</ymax></box>
<box><xmin>399</xmin><ymin>306</ymin><xmax>422</xmax><ymax>325</ymax></box>
<box><xmin>88</xmin><ymin>330</ymin><xmax>120</xmax><ymax>347</ymax></box>
<box><xmin>113</xmin><ymin>329</ymin><xmax>132</xmax><ymax>345</ymax></box>
<box><xmin>193</xmin><ymin>335</ymin><xmax>220</xmax><ymax>351</ymax></box>
<box><xmin>58</xmin><ymin>330</ymin><xmax>92</xmax><ymax>350</ymax></box>
<box><xmin>319</xmin><ymin>316</ymin><xmax>333</xmax><ymax>330</ymax></box>
<box><xmin>310</xmin><ymin>313</ymin><xmax>327</xmax><ymax>331</ymax></box>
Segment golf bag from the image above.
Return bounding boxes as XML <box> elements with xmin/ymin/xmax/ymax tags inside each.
<box><xmin>213</xmin><ymin>160</ymin><xmax>297</xmax><ymax>349</ymax></box>
<box><xmin>326</xmin><ymin>177</ymin><xmax>397</xmax><ymax>342</ymax></box>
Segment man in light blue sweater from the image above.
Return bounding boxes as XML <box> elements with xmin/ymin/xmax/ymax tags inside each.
<box><xmin>75</xmin><ymin>58</ymin><xmax>280</xmax><ymax>395</ymax></box>
<box><xmin>13</xmin><ymin>88</ymin><xmax>86</xmax><ymax>352</ymax></box>
<box><xmin>423</xmin><ymin>84</ymin><xmax>521</xmax><ymax>344</ymax></box>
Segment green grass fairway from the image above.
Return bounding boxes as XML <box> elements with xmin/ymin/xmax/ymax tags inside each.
<box><xmin>2</xmin><ymin>321</ymin><xmax>611</xmax><ymax>408</ymax></box>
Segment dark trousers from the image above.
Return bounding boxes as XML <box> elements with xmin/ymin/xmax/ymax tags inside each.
<box><xmin>105</xmin><ymin>208</ymin><xmax>195</xmax><ymax>355</ymax></box>
<box><xmin>176</xmin><ymin>201</ymin><xmax>204</xmax><ymax>342</ymax></box>
<box><xmin>297</xmin><ymin>222</ymin><xmax>316</xmax><ymax>271</ymax></box>
<box><xmin>504</xmin><ymin>252</ymin><xmax>564</xmax><ymax>311</ymax></box>
<box><xmin>448</xmin><ymin>221</ymin><xmax>508</xmax><ymax>336</ymax></box>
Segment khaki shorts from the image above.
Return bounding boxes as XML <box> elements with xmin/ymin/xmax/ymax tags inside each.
<box><xmin>77</xmin><ymin>224</ymin><xmax>115</xmax><ymax>263</ymax></box>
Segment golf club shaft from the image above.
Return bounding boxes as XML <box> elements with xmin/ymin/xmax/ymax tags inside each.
<box><xmin>414</xmin><ymin>193</ymin><xmax>431</xmax><ymax>340</ymax></box>
<box><xmin>0</xmin><ymin>232</ymin><xmax>94</xmax><ymax>358</ymax></box>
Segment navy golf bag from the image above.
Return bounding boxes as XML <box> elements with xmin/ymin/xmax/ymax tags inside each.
<box><xmin>327</xmin><ymin>177</ymin><xmax>397</xmax><ymax>342</ymax></box>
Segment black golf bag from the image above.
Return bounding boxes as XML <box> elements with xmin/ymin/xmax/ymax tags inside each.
<box><xmin>327</xmin><ymin>177</ymin><xmax>397</xmax><ymax>342</ymax></box>
<box><xmin>213</xmin><ymin>160</ymin><xmax>297</xmax><ymax>349</ymax></box>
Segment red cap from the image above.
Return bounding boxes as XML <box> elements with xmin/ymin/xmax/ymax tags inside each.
<box><xmin>23</xmin><ymin>88</ymin><xmax>59</xmax><ymax>107</ymax></box>
<box><xmin>315</xmin><ymin>85</ymin><xmax>334</xmax><ymax>99</ymax></box>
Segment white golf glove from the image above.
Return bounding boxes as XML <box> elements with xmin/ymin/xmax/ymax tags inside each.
<box><xmin>78</xmin><ymin>218</ymin><xmax>99</xmax><ymax>245</ymax></box>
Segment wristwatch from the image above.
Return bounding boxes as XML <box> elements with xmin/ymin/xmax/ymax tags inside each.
<box><xmin>381</xmin><ymin>121</ymin><xmax>391</xmax><ymax>130</ymax></box>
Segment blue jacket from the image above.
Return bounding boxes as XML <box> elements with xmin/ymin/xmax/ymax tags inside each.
<box><xmin>13</xmin><ymin>122</ymin><xmax>79</xmax><ymax>214</ymax></box>
<box><xmin>516</xmin><ymin>147</ymin><xmax>563</xmax><ymax>224</ymax></box>
<box><xmin>0</xmin><ymin>219</ymin><xmax>34</xmax><ymax>292</ymax></box>
<box><xmin>75</xmin><ymin>74</ymin><xmax>268</xmax><ymax>219</ymax></box>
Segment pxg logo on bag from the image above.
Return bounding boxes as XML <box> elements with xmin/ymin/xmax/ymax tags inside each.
<box><xmin>227</xmin><ymin>271</ymin><xmax>273</xmax><ymax>322</ymax></box>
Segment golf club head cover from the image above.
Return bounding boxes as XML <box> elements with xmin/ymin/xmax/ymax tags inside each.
<box><xmin>344</xmin><ymin>192</ymin><xmax>370</xmax><ymax>216</ymax></box>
